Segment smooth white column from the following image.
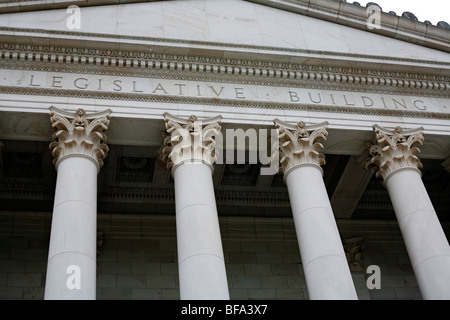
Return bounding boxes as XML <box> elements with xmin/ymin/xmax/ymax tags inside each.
<box><xmin>274</xmin><ymin>119</ymin><xmax>357</xmax><ymax>300</ymax></box>
<box><xmin>44</xmin><ymin>107</ymin><xmax>110</xmax><ymax>300</ymax></box>
<box><xmin>45</xmin><ymin>157</ymin><xmax>98</xmax><ymax>300</ymax></box>
<box><xmin>286</xmin><ymin>165</ymin><xmax>357</xmax><ymax>300</ymax></box>
<box><xmin>363</xmin><ymin>125</ymin><xmax>450</xmax><ymax>300</ymax></box>
<box><xmin>173</xmin><ymin>162</ymin><xmax>229</xmax><ymax>300</ymax></box>
<box><xmin>385</xmin><ymin>168</ymin><xmax>450</xmax><ymax>299</ymax></box>
<box><xmin>160</xmin><ymin>113</ymin><xmax>229</xmax><ymax>300</ymax></box>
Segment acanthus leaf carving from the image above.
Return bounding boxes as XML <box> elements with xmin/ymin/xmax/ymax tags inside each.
<box><xmin>274</xmin><ymin>119</ymin><xmax>329</xmax><ymax>176</ymax></box>
<box><xmin>49</xmin><ymin>106</ymin><xmax>111</xmax><ymax>172</ymax></box>
<box><xmin>361</xmin><ymin>124</ymin><xmax>424</xmax><ymax>182</ymax></box>
<box><xmin>343</xmin><ymin>235</ymin><xmax>365</xmax><ymax>272</ymax></box>
<box><xmin>158</xmin><ymin>113</ymin><xmax>222</xmax><ymax>172</ymax></box>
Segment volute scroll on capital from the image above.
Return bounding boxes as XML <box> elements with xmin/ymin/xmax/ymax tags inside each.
<box><xmin>48</xmin><ymin>106</ymin><xmax>112</xmax><ymax>172</ymax></box>
<box><xmin>273</xmin><ymin>118</ymin><xmax>329</xmax><ymax>178</ymax></box>
<box><xmin>158</xmin><ymin>112</ymin><xmax>222</xmax><ymax>174</ymax></box>
<box><xmin>359</xmin><ymin>124</ymin><xmax>425</xmax><ymax>183</ymax></box>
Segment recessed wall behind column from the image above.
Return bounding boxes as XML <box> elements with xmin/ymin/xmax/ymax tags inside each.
<box><xmin>1</xmin><ymin>211</ymin><xmax>449</xmax><ymax>300</ymax></box>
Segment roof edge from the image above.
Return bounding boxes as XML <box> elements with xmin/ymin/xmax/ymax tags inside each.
<box><xmin>249</xmin><ymin>0</ymin><xmax>450</xmax><ymax>52</ymax></box>
<box><xmin>0</xmin><ymin>0</ymin><xmax>449</xmax><ymax>52</ymax></box>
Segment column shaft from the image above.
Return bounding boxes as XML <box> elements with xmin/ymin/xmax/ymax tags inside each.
<box><xmin>362</xmin><ymin>124</ymin><xmax>450</xmax><ymax>300</ymax></box>
<box><xmin>274</xmin><ymin>119</ymin><xmax>357</xmax><ymax>300</ymax></box>
<box><xmin>160</xmin><ymin>113</ymin><xmax>229</xmax><ymax>300</ymax></box>
<box><xmin>45</xmin><ymin>157</ymin><xmax>98</xmax><ymax>300</ymax></box>
<box><xmin>286</xmin><ymin>165</ymin><xmax>358</xmax><ymax>300</ymax></box>
<box><xmin>44</xmin><ymin>107</ymin><xmax>110</xmax><ymax>300</ymax></box>
<box><xmin>385</xmin><ymin>168</ymin><xmax>450</xmax><ymax>299</ymax></box>
<box><xmin>174</xmin><ymin>163</ymin><xmax>229</xmax><ymax>300</ymax></box>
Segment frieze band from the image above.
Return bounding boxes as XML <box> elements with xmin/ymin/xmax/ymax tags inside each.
<box><xmin>2</xmin><ymin>69</ymin><xmax>448</xmax><ymax>115</ymax></box>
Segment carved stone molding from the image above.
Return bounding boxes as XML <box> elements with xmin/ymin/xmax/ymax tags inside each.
<box><xmin>1</xmin><ymin>43</ymin><xmax>449</xmax><ymax>96</ymax></box>
<box><xmin>274</xmin><ymin>119</ymin><xmax>328</xmax><ymax>177</ymax></box>
<box><xmin>343</xmin><ymin>235</ymin><xmax>365</xmax><ymax>272</ymax></box>
<box><xmin>442</xmin><ymin>158</ymin><xmax>450</xmax><ymax>173</ymax></box>
<box><xmin>159</xmin><ymin>113</ymin><xmax>222</xmax><ymax>173</ymax></box>
<box><xmin>48</xmin><ymin>106</ymin><xmax>112</xmax><ymax>172</ymax></box>
<box><xmin>360</xmin><ymin>124</ymin><xmax>424</xmax><ymax>182</ymax></box>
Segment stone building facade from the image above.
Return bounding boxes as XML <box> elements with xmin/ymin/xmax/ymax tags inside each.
<box><xmin>0</xmin><ymin>0</ymin><xmax>449</xmax><ymax>300</ymax></box>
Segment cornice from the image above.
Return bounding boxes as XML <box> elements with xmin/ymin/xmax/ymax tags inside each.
<box><xmin>249</xmin><ymin>0</ymin><xmax>450</xmax><ymax>53</ymax></box>
<box><xmin>1</xmin><ymin>42</ymin><xmax>449</xmax><ymax>123</ymax></box>
<box><xmin>1</xmin><ymin>26</ymin><xmax>449</xmax><ymax>73</ymax></box>
<box><xmin>1</xmin><ymin>42</ymin><xmax>449</xmax><ymax>97</ymax></box>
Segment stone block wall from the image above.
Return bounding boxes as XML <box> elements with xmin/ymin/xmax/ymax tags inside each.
<box><xmin>0</xmin><ymin>211</ymin><xmax>50</xmax><ymax>299</ymax></box>
<box><xmin>337</xmin><ymin>220</ymin><xmax>423</xmax><ymax>300</ymax></box>
<box><xmin>1</xmin><ymin>210</ymin><xmax>449</xmax><ymax>300</ymax></box>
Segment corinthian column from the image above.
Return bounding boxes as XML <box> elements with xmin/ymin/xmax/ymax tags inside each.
<box><xmin>274</xmin><ymin>119</ymin><xmax>357</xmax><ymax>300</ymax></box>
<box><xmin>159</xmin><ymin>113</ymin><xmax>229</xmax><ymax>300</ymax></box>
<box><xmin>362</xmin><ymin>125</ymin><xmax>450</xmax><ymax>300</ymax></box>
<box><xmin>45</xmin><ymin>107</ymin><xmax>111</xmax><ymax>300</ymax></box>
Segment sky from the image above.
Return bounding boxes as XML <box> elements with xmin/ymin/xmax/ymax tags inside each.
<box><xmin>360</xmin><ymin>0</ymin><xmax>450</xmax><ymax>25</ymax></box>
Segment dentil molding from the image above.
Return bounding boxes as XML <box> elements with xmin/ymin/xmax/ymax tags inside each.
<box><xmin>0</xmin><ymin>43</ymin><xmax>448</xmax><ymax>96</ymax></box>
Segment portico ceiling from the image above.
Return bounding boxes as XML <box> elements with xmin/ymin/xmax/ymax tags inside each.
<box><xmin>1</xmin><ymin>138</ymin><xmax>449</xmax><ymax>222</ymax></box>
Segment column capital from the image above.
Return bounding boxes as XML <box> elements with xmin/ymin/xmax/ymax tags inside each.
<box><xmin>159</xmin><ymin>113</ymin><xmax>222</xmax><ymax>173</ymax></box>
<box><xmin>48</xmin><ymin>106</ymin><xmax>111</xmax><ymax>172</ymax></box>
<box><xmin>274</xmin><ymin>119</ymin><xmax>328</xmax><ymax>177</ymax></box>
<box><xmin>360</xmin><ymin>124</ymin><xmax>424</xmax><ymax>182</ymax></box>
<box><xmin>442</xmin><ymin>158</ymin><xmax>450</xmax><ymax>173</ymax></box>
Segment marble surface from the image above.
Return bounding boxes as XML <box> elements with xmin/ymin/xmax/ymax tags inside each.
<box><xmin>174</xmin><ymin>162</ymin><xmax>229</xmax><ymax>299</ymax></box>
<box><xmin>386</xmin><ymin>168</ymin><xmax>450</xmax><ymax>299</ymax></box>
<box><xmin>1</xmin><ymin>0</ymin><xmax>449</xmax><ymax>63</ymax></box>
<box><xmin>286</xmin><ymin>164</ymin><xmax>358</xmax><ymax>299</ymax></box>
<box><xmin>45</xmin><ymin>156</ymin><xmax>98</xmax><ymax>300</ymax></box>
